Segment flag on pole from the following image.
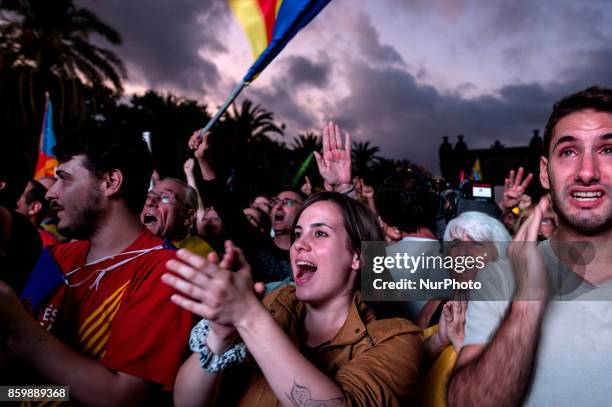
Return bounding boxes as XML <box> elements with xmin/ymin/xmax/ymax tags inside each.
<box><xmin>229</xmin><ymin>0</ymin><xmax>332</xmax><ymax>82</ymax></box>
<box><xmin>471</xmin><ymin>158</ymin><xmax>482</xmax><ymax>181</ymax></box>
<box><xmin>34</xmin><ymin>93</ymin><xmax>58</xmax><ymax>179</ymax></box>
<box><xmin>198</xmin><ymin>0</ymin><xmax>332</xmax><ymax>137</ymax></box>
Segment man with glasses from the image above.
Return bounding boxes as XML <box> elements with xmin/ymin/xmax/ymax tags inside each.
<box><xmin>268</xmin><ymin>192</ymin><xmax>303</xmax><ymax>250</ymax></box>
<box><xmin>141</xmin><ymin>177</ymin><xmax>214</xmax><ymax>258</ymax></box>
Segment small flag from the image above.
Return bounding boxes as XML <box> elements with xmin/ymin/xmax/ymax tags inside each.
<box><xmin>34</xmin><ymin>94</ymin><xmax>58</xmax><ymax>179</ymax></box>
<box><xmin>471</xmin><ymin>158</ymin><xmax>482</xmax><ymax>181</ymax></box>
<box><xmin>229</xmin><ymin>0</ymin><xmax>332</xmax><ymax>82</ymax></box>
<box><xmin>290</xmin><ymin>153</ymin><xmax>314</xmax><ymax>187</ymax></box>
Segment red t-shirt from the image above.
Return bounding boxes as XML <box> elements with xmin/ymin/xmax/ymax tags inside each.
<box><xmin>38</xmin><ymin>228</ymin><xmax>59</xmax><ymax>248</ymax></box>
<box><xmin>37</xmin><ymin>228</ymin><xmax>194</xmax><ymax>390</ymax></box>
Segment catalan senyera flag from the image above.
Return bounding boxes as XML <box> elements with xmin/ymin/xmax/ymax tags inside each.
<box><xmin>34</xmin><ymin>95</ymin><xmax>58</xmax><ymax>179</ymax></box>
<box><xmin>229</xmin><ymin>0</ymin><xmax>332</xmax><ymax>82</ymax></box>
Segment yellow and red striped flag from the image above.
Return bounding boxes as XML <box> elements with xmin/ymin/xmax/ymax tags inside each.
<box><xmin>199</xmin><ymin>0</ymin><xmax>332</xmax><ymax>136</ymax></box>
<box><xmin>229</xmin><ymin>0</ymin><xmax>331</xmax><ymax>82</ymax></box>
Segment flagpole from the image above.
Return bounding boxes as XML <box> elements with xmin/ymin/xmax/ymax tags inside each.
<box><xmin>38</xmin><ymin>92</ymin><xmax>50</xmax><ymax>149</ymax></box>
<box><xmin>198</xmin><ymin>81</ymin><xmax>249</xmax><ymax>140</ymax></box>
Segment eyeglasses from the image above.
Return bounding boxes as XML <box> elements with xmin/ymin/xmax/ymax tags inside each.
<box><xmin>269</xmin><ymin>197</ymin><xmax>302</xmax><ymax>208</ymax></box>
<box><xmin>147</xmin><ymin>191</ymin><xmax>179</xmax><ymax>205</ymax></box>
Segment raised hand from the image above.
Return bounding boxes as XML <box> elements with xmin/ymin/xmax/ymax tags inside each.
<box><xmin>361</xmin><ymin>185</ymin><xmax>375</xmax><ymax>201</ymax></box>
<box><xmin>188</xmin><ymin>129</ymin><xmax>215</xmax><ymax>180</ymax></box>
<box><xmin>508</xmin><ymin>195</ymin><xmax>550</xmax><ymax>301</ymax></box>
<box><xmin>353</xmin><ymin>176</ymin><xmax>364</xmax><ymax>195</ymax></box>
<box><xmin>440</xmin><ymin>301</ymin><xmax>467</xmax><ymax>352</ymax></box>
<box><xmin>502</xmin><ymin>167</ymin><xmax>534</xmax><ymax>211</ymax></box>
<box><xmin>313</xmin><ymin>121</ymin><xmax>352</xmax><ymax>190</ymax></box>
<box><xmin>188</xmin><ymin>129</ymin><xmax>211</xmax><ymax>160</ymax></box>
<box><xmin>300</xmin><ymin>175</ymin><xmax>312</xmax><ymax>196</ymax></box>
<box><xmin>183</xmin><ymin>157</ymin><xmax>194</xmax><ymax>176</ymax></box>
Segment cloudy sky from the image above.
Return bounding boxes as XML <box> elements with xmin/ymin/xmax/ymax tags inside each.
<box><xmin>77</xmin><ymin>0</ymin><xmax>612</xmax><ymax>173</ymax></box>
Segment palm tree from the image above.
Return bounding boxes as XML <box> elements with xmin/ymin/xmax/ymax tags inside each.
<box><xmin>224</xmin><ymin>99</ymin><xmax>284</xmax><ymax>143</ymax></box>
<box><xmin>369</xmin><ymin>157</ymin><xmax>402</xmax><ymax>187</ymax></box>
<box><xmin>352</xmin><ymin>140</ymin><xmax>380</xmax><ymax>177</ymax></box>
<box><xmin>0</xmin><ymin>0</ymin><xmax>126</xmax><ymax>149</ymax></box>
<box><xmin>114</xmin><ymin>91</ymin><xmax>209</xmax><ymax>178</ymax></box>
<box><xmin>291</xmin><ymin>132</ymin><xmax>321</xmax><ymax>154</ymax></box>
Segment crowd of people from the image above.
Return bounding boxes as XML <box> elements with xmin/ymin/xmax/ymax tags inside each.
<box><xmin>0</xmin><ymin>85</ymin><xmax>611</xmax><ymax>406</ymax></box>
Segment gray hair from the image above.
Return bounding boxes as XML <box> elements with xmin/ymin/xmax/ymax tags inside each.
<box><xmin>162</xmin><ymin>177</ymin><xmax>198</xmax><ymax>212</ymax></box>
<box><xmin>443</xmin><ymin>211</ymin><xmax>511</xmax><ymax>258</ymax></box>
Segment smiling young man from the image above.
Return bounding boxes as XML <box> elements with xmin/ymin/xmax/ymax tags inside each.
<box><xmin>0</xmin><ymin>127</ymin><xmax>193</xmax><ymax>405</ymax></box>
<box><xmin>447</xmin><ymin>86</ymin><xmax>612</xmax><ymax>406</ymax></box>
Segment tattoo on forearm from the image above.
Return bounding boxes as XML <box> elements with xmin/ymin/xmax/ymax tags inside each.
<box><xmin>286</xmin><ymin>380</ymin><xmax>345</xmax><ymax>407</ymax></box>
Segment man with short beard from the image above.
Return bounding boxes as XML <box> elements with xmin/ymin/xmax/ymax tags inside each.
<box><xmin>0</xmin><ymin>127</ymin><xmax>193</xmax><ymax>405</ymax></box>
<box><xmin>448</xmin><ymin>86</ymin><xmax>612</xmax><ymax>406</ymax></box>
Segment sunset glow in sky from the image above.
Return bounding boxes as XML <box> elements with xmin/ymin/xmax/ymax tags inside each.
<box><xmin>78</xmin><ymin>0</ymin><xmax>612</xmax><ymax>171</ymax></box>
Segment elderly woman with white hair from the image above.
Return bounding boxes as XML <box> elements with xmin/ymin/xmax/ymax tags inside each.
<box><xmin>418</xmin><ymin>211</ymin><xmax>511</xmax><ymax>406</ymax></box>
<box><xmin>444</xmin><ymin>211</ymin><xmax>512</xmax><ymax>267</ymax></box>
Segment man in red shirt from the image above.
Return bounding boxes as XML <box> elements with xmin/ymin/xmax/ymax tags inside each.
<box><xmin>0</xmin><ymin>126</ymin><xmax>194</xmax><ymax>405</ymax></box>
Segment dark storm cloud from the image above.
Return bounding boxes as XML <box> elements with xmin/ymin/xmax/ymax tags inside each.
<box><xmin>246</xmin><ymin>54</ymin><xmax>332</xmax><ymax>132</ymax></box>
<box><xmin>76</xmin><ymin>0</ymin><xmax>231</xmax><ymax>94</ymax></box>
<box><xmin>555</xmin><ymin>3</ymin><xmax>610</xmax><ymax>44</ymax></box>
<box><xmin>354</xmin><ymin>12</ymin><xmax>404</xmax><ymax>66</ymax></box>
<box><xmin>482</xmin><ymin>0</ymin><xmax>537</xmax><ymax>37</ymax></box>
<box><xmin>560</xmin><ymin>47</ymin><xmax>612</xmax><ymax>88</ymax></box>
<box><xmin>320</xmin><ymin>4</ymin><xmax>612</xmax><ymax>172</ymax></box>
<box><xmin>329</xmin><ymin>41</ymin><xmax>612</xmax><ymax>172</ymax></box>
<box><xmin>73</xmin><ymin>0</ymin><xmax>612</xmax><ymax>174</ymax></box>
<box><xmin>249</xmin><ymin>81</ymin><xmax>317</xmax><ymax>131</ymax></box>
<box><xmin>284</xmin><ymin>55</ymin><xmax>331</xmax><ymax>88</ymax></box>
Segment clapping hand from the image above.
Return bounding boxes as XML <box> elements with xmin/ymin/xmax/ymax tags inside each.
<box><xmin>162</xmin><ymin>242</ymin><xmax>265</xmax><ymax>351</ymax></box>
<box><xmin>438</xmin><ymin>300</ymin><xmax>467</xmax><ymax>353</ymax></box>
<box><xmin>508</xmin><ymin>196</ymin><xmax>550</xmax><ymax>300</ymax></box>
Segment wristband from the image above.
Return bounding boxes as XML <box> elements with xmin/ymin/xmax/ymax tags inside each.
<box><xmin>189</xmin><ymin>319</ymin><xmax>247</xmax><ymax>373</ymax></box>
<box><xmin>337</xmin><ymin>183</ymin><xmax>355</xmax><ymax>195</ymax></box>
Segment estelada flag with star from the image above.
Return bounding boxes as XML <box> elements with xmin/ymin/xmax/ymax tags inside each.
<box><xmin>34</xmin><ymin>93</ymin><xmax>58</xmax><ymax>179</ymax></box>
